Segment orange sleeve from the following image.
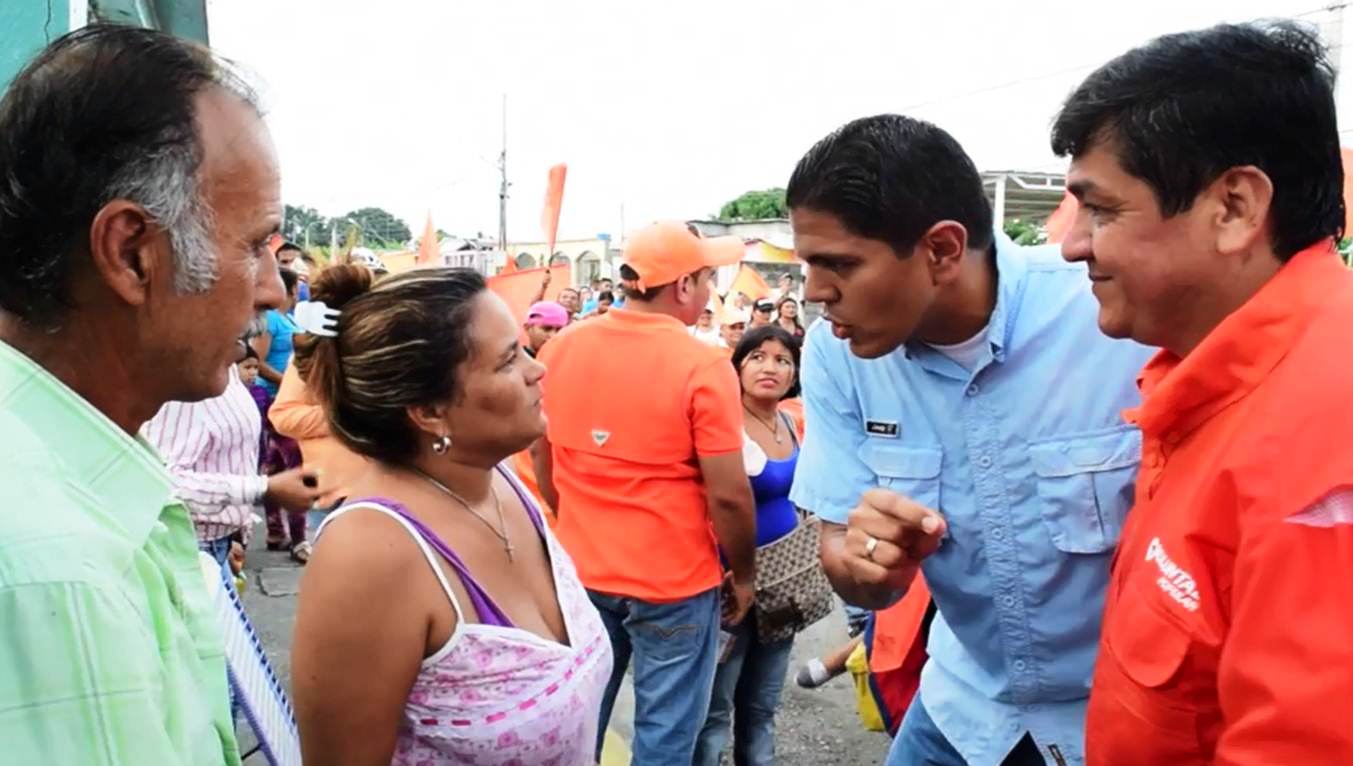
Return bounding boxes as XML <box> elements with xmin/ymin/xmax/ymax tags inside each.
<box><xmin>1214</xmin><ymin>491</ymin><xmax>1353</xmax><ymax>765</ymax></box>
<box><xmin>687</xmin><ymin>356</ymin><xmax>744</xmax><ymax>456</ymax></box>
<box><xmin>268</xmin><ymin>365</ymin><xmax>330</xmax><ymax>441</ymax></box>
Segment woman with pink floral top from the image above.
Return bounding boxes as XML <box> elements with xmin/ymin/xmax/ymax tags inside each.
<box><xmin>291</xmin><ymin>265</ymin><xmax>612</xmax><ymax>765</ymax></box>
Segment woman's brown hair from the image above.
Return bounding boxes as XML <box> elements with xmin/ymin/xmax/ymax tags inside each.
<box><xmin>292</xmin><ymin>265</ymin><xmax>487</xmax><ymax>464</ymax></box>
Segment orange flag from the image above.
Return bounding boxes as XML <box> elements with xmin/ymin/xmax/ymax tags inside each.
<box><xmin>499</xmin><ymin>254</ymin><xmax>519</xmax><ymax>275</ymax></box>
<box><xmin>487</xmin><ymin>263</ymin><xmax>571</xmax><ymax>326</ymax></box>
<box><xmin>416</xmin><ymin>211</ymin><xmax>439</xmax><ymax>265</ymax></box>
<box><xmin>541</xmin><ymin>163</ymin><xmax>568</xmax><ymax>255</ymax></box>
<box><xmin>728</xmin><ymin>263</ymin><xmax>771</xmax><ymax>302</ymax></box>
<box><xmin>1044</xmin><ymin>192</ymin><xmax>1078</xmax><ymax>245</ymax></box>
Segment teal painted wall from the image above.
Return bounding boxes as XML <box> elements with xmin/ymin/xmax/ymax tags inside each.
<box><xmin>2</xmin><ymin>1</ymin><xmax>208</xmax><ymax>92</ymax></box>
<box><xmin>1</xmin><ymin>1</ymin><xmax>76</xmax><ymax>90</ymax></box>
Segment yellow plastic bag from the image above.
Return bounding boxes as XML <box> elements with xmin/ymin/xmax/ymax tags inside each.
<box><xmin>846</xmin><ymin>641</ymin><xmax>886</xmax><ymax>732</ymax></box>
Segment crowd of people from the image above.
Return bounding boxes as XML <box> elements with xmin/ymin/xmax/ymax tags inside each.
<box><xmin>1</xmin><ymin>16</ymin><xmax>1353</xmax><ymax>766</ymax></box>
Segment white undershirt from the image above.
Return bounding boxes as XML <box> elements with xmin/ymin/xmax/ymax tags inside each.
<box><xmin>924</xmin><ymin>324</ymin><xmax>991</xmax><ymax>371</ymax></box>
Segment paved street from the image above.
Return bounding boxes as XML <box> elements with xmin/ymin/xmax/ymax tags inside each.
<box><xmin>238</xmin><ymin>533</ymin><xmax>892</xmax><ymax>765</ymax></box>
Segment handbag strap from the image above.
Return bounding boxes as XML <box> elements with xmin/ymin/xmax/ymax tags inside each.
<box><xmin>779</xmin><ymin>410</ymin><xmax>800</xmax><ymax>449</ymax></box>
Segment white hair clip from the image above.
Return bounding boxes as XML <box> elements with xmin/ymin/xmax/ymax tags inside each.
<box><xmin>293</xmin><ymin>300</ymin><xmax>340</xmax><ymax>338</ymax></box>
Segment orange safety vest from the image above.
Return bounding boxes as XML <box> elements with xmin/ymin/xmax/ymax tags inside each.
<box><xmin>1087</xmin><ymin>242</ymin><xmax>1353</xmax><ymax>764</ymax></box>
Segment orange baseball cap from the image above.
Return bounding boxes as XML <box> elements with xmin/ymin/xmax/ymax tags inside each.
<box><xmin>622</xmin><ymin>221</ymin><xmax>744</xmax><ymax>292</ymax></box>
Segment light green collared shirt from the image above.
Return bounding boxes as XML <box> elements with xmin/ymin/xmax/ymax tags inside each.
<box><xmin>0</xmin><ymin>340</ymin><xmax>240</xmax><ymax>765</ymax></box>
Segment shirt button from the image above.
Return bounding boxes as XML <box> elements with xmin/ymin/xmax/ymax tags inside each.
<box><xmin>1014</xmin><ymin>659</ymin><xmax>1027</xmax><ymax>671</ymax></box>
<box><xmin>991</xmin><ymin>528</ymin><xmax>1004</xmax><ymax>539</ymax></box>
<box><xmin>977</xmin><ymin>455</ymin><xmax>993</xmax><ymax>468</ymax></box>
<box><xmin>1002</xmin><ymin>595</ymin><xmax>1015</xmax><ymax>607</ymax></box>
<box><xmin>966</xmin><ymin>383</ymin><xmax>980</xmax><ymax>397</ymax></box>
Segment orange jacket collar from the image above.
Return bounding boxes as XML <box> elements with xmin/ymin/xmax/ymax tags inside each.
<box><xmin>1125</xmin><ymin>240</ymin><xmax>1339</xmax><ymax>441</ymax></box>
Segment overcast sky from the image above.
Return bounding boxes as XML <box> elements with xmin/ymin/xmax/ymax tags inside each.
<box><xmin>207</xmin><ymin>0</ymin><xmax>1347</xmax><ymax>244</ymax></box>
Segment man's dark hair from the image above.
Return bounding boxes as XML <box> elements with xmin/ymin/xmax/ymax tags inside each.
<box><xmin>786</xmin><ymin>114</ymin><xmax>993</xmax><ymax>256</ymax></box>
<box><xmin>280</xmin><ymin>268</ymin><xmax>299</xmax><ymax>294</ymax></box>
<box><xmin>731</xmin><ymin>324</ymin><xmax>802</xmax><ymax>400</ymax></box>
<box><xmin>617</xmin><ymin>264</ymin><xmax>664</xmax><ymax>301</ymax></box>
<box><xmin>0</xmin><ymin>24</ymin><xmax>259</xmax><ymax>326</ymax></box>
<box><xmin>597</xmin><ymin>291</ymin><xmax>614</xmax><ymax>304</ymax></box>
<box><xmin>1051</xmin><ymin>21</ymin><xmax>1342</xmax><ymax>260</ymax></box>
<box><xmin>277</xmin><ymin>241</ymin><xmax>303</xmax><ymax>256</ymax></box>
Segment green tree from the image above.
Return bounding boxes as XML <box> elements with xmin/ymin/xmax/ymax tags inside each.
<box><xmin>717</xmin><ymin>188</ymin><xmax>788</xmax><ymax>221</ymax></box>
<box><xmin>339</xmin><ymin>207</ymin><xmax>413</xmax><ymax>248</ymax></box>
<box><xmin>282</xmin><ymin>204</ymin><xmax>328</xmax><ymax>247</ymax></box>
<box><xmin>1003</xmin><ymin>218</ymin><xmax>1047</xmax><ymax>246</ymax></box>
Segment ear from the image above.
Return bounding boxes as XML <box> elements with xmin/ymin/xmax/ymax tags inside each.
<box><xmin>406</xmin><ymin>401</ymin><xmax>451</xmax><ymax>441</ymax></box>
<box><xmin>673</xmin><ymin>271</ymin><xmax>698</xmax><ymax>305</ymax></box>
<box><xmin>1210</xmin><ymin>165</ymin><xmax>1274</xmax><ymax>256</ymax></box>
<box><xmin>88</xmin><ymin>200</ymin><xmax>167</xmax><ymax>307</ymax></box>
<box><xmin>918</xmin><ymin>220</ymin><xmax>969</xmax><ymax>286</ymax></box>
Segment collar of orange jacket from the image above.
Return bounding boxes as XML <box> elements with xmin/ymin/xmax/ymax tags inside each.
<box><xmin>1125</xmin><ymin>239</ymin><xmax>1339</xmax><ymax>441</ymax></box>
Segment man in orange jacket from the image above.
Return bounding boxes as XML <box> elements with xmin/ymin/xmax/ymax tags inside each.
<box><xmin>1052</xmin><ymin>21</ymin><xmax>1353</xmax><ymax>764</ymax></box>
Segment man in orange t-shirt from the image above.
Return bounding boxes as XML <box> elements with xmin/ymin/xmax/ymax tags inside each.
<box><xmin>535</xmin><ymin>221</ymin><xmax>757</xmax><ymax>764</ymax></box>
<box><xmin>1053</xmin><ymin>22</ymin><xmax>1353</xmax><ymax>764</ymax></box>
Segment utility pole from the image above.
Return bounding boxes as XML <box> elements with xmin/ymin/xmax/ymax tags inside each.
<box><xmin>497</xmin><ymin>94</ymin><xmax>509</xmax><ymax>254</ymax></box>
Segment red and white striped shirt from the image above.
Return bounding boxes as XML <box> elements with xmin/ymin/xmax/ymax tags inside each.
<box><xmin>142</xmin><ymin>366</ymin><xmax>268</xmax><ymax>543</ymax></box>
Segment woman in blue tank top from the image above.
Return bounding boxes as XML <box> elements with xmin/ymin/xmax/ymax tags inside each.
<box><xmin>695</xmin><ymin>324</ymin><xmax>804</xmax><ymax>766</ymax></box>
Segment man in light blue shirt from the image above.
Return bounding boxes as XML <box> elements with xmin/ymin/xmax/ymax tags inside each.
<box><xmin>786</xmin><ymin>115</ymin><xmax>1153</xmax><ymax>766</ymax></box>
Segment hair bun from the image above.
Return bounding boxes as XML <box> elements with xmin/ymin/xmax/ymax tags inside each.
<box><xmin>310</xmin><ymin>264</ymin><xmax>374</xmax><ymax>312</ymax></box>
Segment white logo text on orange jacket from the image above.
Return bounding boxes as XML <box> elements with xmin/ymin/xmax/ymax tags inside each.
<box><xmin>1145</xmin><ymin>537</ymin><xmax>1200</xmax><ymax>612</ymax></box>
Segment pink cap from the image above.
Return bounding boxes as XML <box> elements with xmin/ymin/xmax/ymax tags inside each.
<box><xmin>525</xmin><ymin>301</ymin><xmax>569</xmax><ymax>327</ymax></box>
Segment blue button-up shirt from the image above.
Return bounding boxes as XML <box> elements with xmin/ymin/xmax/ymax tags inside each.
<box><xmin>790</xmin><ymin>234</ymin><xmax>1153</xmax><ymax>766</ymax></box>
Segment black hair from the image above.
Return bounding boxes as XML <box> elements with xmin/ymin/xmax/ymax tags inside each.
<box><xmin>0</xmin><ymin>24</ymin><xmax>257</xmax><ymax>326</ymax></box>
<box><xmin>277</xmin><ymin>241</ymin><xmax>303</xmax><ymax>255</ymax></box>
<box><xmin>241</xmin><ymin>345</ymin><xmax>259</xmax><ymax>362</ymax></box>
<box><xmin>597</xmin><ymin>290</ymin><xmax>614</xmax><ymax>304</ymax></box>
<box><xmin>617</xmin><ymin>265</ymin><xmax>658</xmax><ymax>300</ymax></box>
<box><xmin>296</xmin><ymin>265</ymin><xmax>488</xmax><ymax>464</ymax></box>
<box><xmin>731</xmin><ymin>324</ymin><xmax>802</xmax><ymax>400</ymax></box>
<box><xmin>280</xmin><ymin>268</ymin><xmax>299</xmax><ymax>294</ymax></box>
<box><xmin>786</xmin><ymin>114</ymin><xmax>993</xmax><ymax>257</ymax></box>
<box><xmin>1051</xmin><ymin>21</ymin><xmax>1342</xmax><ymax>260</ymax></box>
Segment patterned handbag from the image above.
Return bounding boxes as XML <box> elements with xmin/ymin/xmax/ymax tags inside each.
<box><xmin>752</xmin><ymin>511</ymin><xmax>836</xmax><ymax>644</ymax></box>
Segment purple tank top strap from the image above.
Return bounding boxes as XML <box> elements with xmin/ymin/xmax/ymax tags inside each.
<box><xmin>495</xmin><ymin>463</ymin><xmax>546</xmax><ymax>535</ymax></box>
<box><xmin>352</xmin><ymin>497</ymin><xmax>515</xmax><ymax>628</ymax></box>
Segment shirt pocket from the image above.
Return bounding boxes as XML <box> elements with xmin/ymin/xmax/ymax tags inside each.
<box><xmin>857</xmin><ymin>441</ymin><xmax>943</xmax><ymax>511</ymax></box>
<box><xmin>1097</xmin><ymin>587</ymin><xmax>1204</xmax><ymax>752</ymax></box>
<box><xmin>1028</xmin><ymin>427</ymin><xmax>1140</xmax><ymax>554</ymax></box>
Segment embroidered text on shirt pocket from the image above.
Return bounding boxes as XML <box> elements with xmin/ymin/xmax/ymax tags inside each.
<box><xmin>857</xmin><ymin>441</ymin><xmax>944</xmax><ymax>513</ymax></box>
<box><xmin>1028</xmin><ymin>427</ymin><xmax>1141</xmax><ymax>554</ymax></box>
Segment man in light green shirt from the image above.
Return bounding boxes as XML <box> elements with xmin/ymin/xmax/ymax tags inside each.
<box><xmin>0</xmin><ymin>25</ymin><xmax>285</xmax><ymax>764</ymax></box>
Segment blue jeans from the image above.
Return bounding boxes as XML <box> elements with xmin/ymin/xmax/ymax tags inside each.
<box><xmin>887</xmin><ymin>694</ymin><xmax>1045</xmax><ymax>766</ymax></box>
<box><xmin>589</xmin><ymin>587</ymin><xmax>720</xmax><ymax>766</ymax></box>
<box><xmin>693</xmin><ymin>612</ymin><xmax>794</xmax><ymax>766</ymax></box>
<box><xmin>199</xmin><ymin>535</ymin><xmax>234</xmax><ymax>569</ymax></box>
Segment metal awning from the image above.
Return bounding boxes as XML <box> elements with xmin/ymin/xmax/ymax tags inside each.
<box><xmin>982</xmin><ymin>170</ymin><xmax>1067</xmax><ymax>228</ymax></box>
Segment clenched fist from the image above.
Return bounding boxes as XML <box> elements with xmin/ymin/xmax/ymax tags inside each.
<box><xmin>842</xmin><ymin>488</ymin><xmax>947</xmax><ymax>593</ymax></box>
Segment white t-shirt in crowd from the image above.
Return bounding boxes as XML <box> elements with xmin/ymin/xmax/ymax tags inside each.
<box><xmin>689</xmin><ymin>325</ymin><xmax>722</xmax><ymax>346</ymax></box>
